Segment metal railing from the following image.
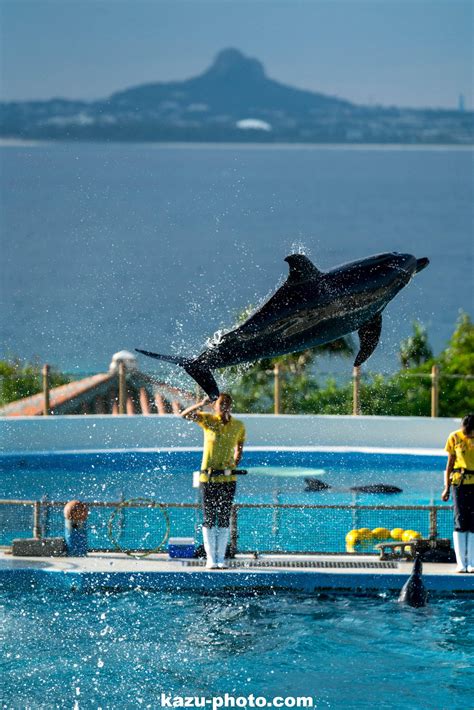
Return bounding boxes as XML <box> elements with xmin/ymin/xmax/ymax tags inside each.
<box><xmin>0</xmin><ymin>499</ymin><xmax>454</xmax><ymax>555</ymax></box>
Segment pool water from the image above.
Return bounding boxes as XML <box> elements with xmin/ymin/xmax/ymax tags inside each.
<box><xmin>1</xmin><ymin>450</ymin><xmax>453</xmax><ymax>554</ymax></box>
<box><xmin>1</xmin><ymin>450</ymin><xmax>446</xmax><ymax>506</ymax></box>
<box><xmin>2</xmin><ymin>588</ymin><xmax>472</xmax><ymax>709</ymax></box>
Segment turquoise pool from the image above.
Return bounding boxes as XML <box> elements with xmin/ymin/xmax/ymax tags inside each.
<box><xmin>1</xmin><ymin>449</ymin><xmax>446</xmax><ymax>505</ymax></box>
<box><xmin>0</xmin><ymin>450</ymin><xmax>453</xmax><ymax>554</ymax></box>
<box><xmin>2</xmin><ymin>586</ymin><xmax>472</xmax><ymax>709</ymax></box>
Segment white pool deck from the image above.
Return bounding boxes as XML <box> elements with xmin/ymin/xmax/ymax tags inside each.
<box><xmin>1</xmin><ymin>550</ymin><xmax>473</xmax><ymax>594</ymax></box>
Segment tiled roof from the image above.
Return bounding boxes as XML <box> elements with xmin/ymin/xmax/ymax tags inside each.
<box><xmin>0</xmin><ymin>373</ymin><xmax>115</xmax><ymax>416</ymax></box>
<box><xmin>0</xmin><ymin>371</ymin><xmax>197</xmax><ymax>416</ymax></box>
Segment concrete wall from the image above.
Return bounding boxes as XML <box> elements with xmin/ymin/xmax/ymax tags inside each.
<box><xmin>0</xmin><ymin>414</ymin><xmax>459</xmax><ymax>454</ymax></box>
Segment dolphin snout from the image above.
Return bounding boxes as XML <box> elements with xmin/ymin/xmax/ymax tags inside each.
<box><xmin>415</xmin><ymin>257</ymin><xmax>429</xmax><ymax>273</ymax></box>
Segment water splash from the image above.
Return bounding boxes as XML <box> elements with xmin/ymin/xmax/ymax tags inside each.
<box><xmin>206</xmin><ymin>328</ymin><xmax>226</xmax><ymax>349</ymax></box>
<box><xmin>289</xmin><ymin>240</ymin><xmax>310</xmax><ymax>256</ymax></box>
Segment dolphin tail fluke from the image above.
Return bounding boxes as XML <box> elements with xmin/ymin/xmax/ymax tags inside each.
<box><xmin>135</xmin><ymin>349</ymin><xmax>188</xmax><ymax>366</ymax></box>
<box><xmin>135</xmin><ymin>349</ymin><xmax>220</xmax><ymax>401</ymax></box>
<box><xmin>182</xmin><ymin>360</ymin><xmax>220</xmax><ymax>401</ymax></box>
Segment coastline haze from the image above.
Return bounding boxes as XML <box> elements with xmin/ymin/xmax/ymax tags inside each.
<box><xmin>0</xmin><ymin>0</ymin><xmax>472</xmax><ymax>110</ymax></box>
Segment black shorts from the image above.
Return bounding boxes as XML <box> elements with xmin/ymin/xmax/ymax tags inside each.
<box><xmin>452</xmin><ymin>484</ymin><xmax>474</xmax><ymax>533</ymax></box>
<box><xmin>200</xmin><ymin>482</ymin><xmax>236</xmax><ymax>528</ymax></box>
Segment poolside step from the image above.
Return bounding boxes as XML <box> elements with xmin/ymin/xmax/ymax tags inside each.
<box><xmin>183</xmin><ymin>559</ymin><xmax>398</xmax><ymax>570</ymax></box>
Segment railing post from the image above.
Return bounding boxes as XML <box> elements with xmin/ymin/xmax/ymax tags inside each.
<box><xmin>351</xmin><ymin>496</ymin><xmax>360</xmax><ymax>530</ymax></box>
<box><xmin>271</xmin><ymin>489</ymin><xmax>281</xmax><ymax>538</ymax></box>
<box><xmin>431</xmin><ymin>365</ymin><xmax>439</xmax><ymax>418</ymax></box>
<box><xmin>273</xmin><ymin>363</ymin><xmax>280</xmax><ymax>415</ymax></box>
<box><xmin>118</xmin><ymin>361</ymin><xmax>127</xmax><ymax>415</ymax></box>
<box><xmin>230</xmin><ymin>505</ymin><xmax>238</xmax><ymax>557</ymax></box>
<box><xmin>352</xmin><ymin>366</ymin><xmax>361</xmax><ymax>416</ymax></box>
<box><xmin>429</xmin><ymin>507</ymin><xmax>438</xmax><ymax>539</ymax></box>
<box><xmin>42</xmin><ymin>364</ymin><xmax>50</xmax><ymax>416</ymax></box>
<box><xmin>41</xmin><ymin>495</ymin><xmax>50</xmax><ymax>537</ymax></box>
<box><xmin>33</xmin><ymin>501</ymin><xmax>41</xmax><ymax>539</ymax></box>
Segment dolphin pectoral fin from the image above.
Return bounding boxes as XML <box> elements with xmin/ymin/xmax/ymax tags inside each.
<box><xmin>354</xmin><ymin>312</ymin><xmax>383</xmax><ymax>367</ymax></box>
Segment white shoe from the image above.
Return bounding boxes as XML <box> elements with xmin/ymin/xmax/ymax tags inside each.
<box><xmin>202</xmin><ymin>526</ymin><xmax>218</xmax><ymax>569</ymax></box>
<box><xmin>453</xmin><ymin>531</ymin><xmax>468</xmax><ymax>572</ymax></box>
<box><xmin>467</xmin><ymin>532</ymin><xmax>474</xmax><ymax>573</ymax></box>
<box><xmin>216</xmin><ymin>527</ymin><xmax>230</xmax><ymax>569</ymax></box>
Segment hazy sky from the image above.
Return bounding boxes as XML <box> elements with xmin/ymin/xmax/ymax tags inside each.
<box><xmin>1</xmin><ymin>0</ymin><xmax>472</xmax><ymax>109</ymax></box>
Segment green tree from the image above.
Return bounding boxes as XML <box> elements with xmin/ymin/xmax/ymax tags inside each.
<box><xmin>0</xmin><ymin>358</ymin><xmax>71</xmax><ymax>407</ymax></box>
<box><xmin>228</xmin><ymin>311</ymin><xmax>474</xmax><ymax>417</ymax></box>
<box><xmin>399</xmin><ymin>322</ymin><xmax>433</xmax><ymax>369</ymax></box>
<box><xmin>436</xmin><ymin>311</ymin><xmax>474</xmax><ymax>416</ymax></box>
<box><xmin>335</xmin><ymin>312</ymin><xmax>473</xmax><ymax>417</ymax></box>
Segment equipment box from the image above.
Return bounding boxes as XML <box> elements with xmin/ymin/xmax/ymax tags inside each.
<box><xmin>168</xmin><ymin>537</ymin><xmax>195</xmax><ymax>559</ymax></box>
<box><xmin>12</xmin><ymin>537</ymin><xmax>66</xmax><ymax>557</ymax></box>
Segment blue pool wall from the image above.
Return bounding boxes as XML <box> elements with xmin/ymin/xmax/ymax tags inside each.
<box><xmin>1</xmin><ymin>567</ymin><xmax>470</xmax><ymax>594</ymax></box>
<box><xmin>0</xmin><ymin>416</ymin><xmax>458</xmax><ymax>554</ymax></box>
<box><xmin>0</xmin><ymin>414</ymin><xmax>459</xmax><ymax>454</ymax></box>
<box><xmin>0</xmin><ymin>447</ymin><xmax>453</xmax><ymax>551</ymax></box>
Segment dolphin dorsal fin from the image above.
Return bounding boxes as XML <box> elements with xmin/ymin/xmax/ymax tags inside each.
<box><xmin>284</xmin><ymin>254</ymin><xmax>322</xmax><ymax>284</ymax></box>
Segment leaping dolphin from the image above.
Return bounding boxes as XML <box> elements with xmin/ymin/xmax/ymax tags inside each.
<box><xmin>136</xmin><ymin>251</ymin><xmax>429</xmax><ymax>400</ymax></box>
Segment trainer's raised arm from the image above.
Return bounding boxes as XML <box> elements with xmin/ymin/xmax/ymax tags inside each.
<box><xmin>180</xmin><ymin>396</ymin><xmax>210</xmax><ymax>421</ymax></box>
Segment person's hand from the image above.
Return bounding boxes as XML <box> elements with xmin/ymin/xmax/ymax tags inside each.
<box><xmin>200</xmin><ymin>396</ymin><xmax>211</xmax><ymax>406</ymax></box>
<box><xmin>441</xmin><ymin>487</ymin><xmax>450</xmax><ymax>502</ymax></box>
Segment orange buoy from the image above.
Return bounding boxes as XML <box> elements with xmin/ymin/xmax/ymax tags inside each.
<box><xmin>63</xmin><ymin>500</ymin><xmax>89</xmax><ymax>522</ymax></box>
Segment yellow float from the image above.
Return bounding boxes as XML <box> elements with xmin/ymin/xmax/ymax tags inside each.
<box><xmin>357</xmin><ymin>528</ymin><xmax>373</xmax><ymax>540</ymax></box>
<box><xmin>391</xmin><ymin>528</ymin><xmax>405</xmax><ymax>540</ymax></box>
<box><xmin>402</xmin><ymin>530</ymin><xmax>422</xmax><ymax>542</ymax></box>
<box><xmin>371</xmin><ymin>527</ymin><xmax>391</xmax><ymax>539</ymax></box>
<box><xmin>345</xmin><ymin>530</ymin><xmax>360</xmax><ymax>545</ymax></box>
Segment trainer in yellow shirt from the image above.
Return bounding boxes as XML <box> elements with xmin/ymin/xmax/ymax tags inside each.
<box><xmin>445</xmin><ymin>429</ymin><xmax>474</xmax><ymax>482</ymax></box>
<box><xmin>442</xmin><ymin>414</ymin><xmax>474</xmax><ymax>573</ymax></box>
<box><xmin>180</xmin><ymin>392</ymin><xmax>245</xmax><ymax>569</ymax></box>
<box><xmin>196</xmin><ymin>411</ymin><xmax>246</xmax><ymax>483</ymax></box>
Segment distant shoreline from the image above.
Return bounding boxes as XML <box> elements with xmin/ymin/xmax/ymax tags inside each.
<box><xmin>0</xmin><ymin>138</ymin><xmax>472</xmax><ymax>151</ymax></box>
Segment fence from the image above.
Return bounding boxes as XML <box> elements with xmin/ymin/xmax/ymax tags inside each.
<box><xmin>2</xmin><ymin>361</ymin><xmax>472</xmax><ymax>417</ymax></box>
<box><xmin>0</xmin><ymin>499</ymin><xmax>454</xmax><ymax>555</ymax></box>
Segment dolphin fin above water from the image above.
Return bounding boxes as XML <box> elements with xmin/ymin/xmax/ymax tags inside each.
<box><xmin>136</xmin><ymin>251</ymin><xmax>429</xmax><ymax>400</ymax></box>
<box><xmin>398</xmin><ymin>555</ymin><xmax>428</xmax><ymax>608</ymax></box>
<box><xmin>285</xmin><ymin>254</ymin><xmax>323</xmax><ymax>283</ymax></box>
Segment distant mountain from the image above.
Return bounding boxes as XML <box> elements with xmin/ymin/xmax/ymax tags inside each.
<box><xmin>1</xmin><ymin>48</ymin><xmax>472</xmax><ymax>144</ymax></box>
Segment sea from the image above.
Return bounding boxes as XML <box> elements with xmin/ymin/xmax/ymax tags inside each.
<box><xmin>1</xmin><ymin>142</ymin><xmax>472</xmax><ymax>387</ymax></box>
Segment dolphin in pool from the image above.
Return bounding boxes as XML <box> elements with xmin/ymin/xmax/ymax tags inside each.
<box><xmin>136</xmin><ymin>251</ymin><xmax>429</xmax><ymax>400</ymax></box>
<box><xmin>398</xmin><ymin>555</ymin><xmax>428</xmax><ymax>608</ymax></box>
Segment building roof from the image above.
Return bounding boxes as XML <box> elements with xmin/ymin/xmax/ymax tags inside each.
<box><xmin>0</xmin><ymin>370</ymin><xmax>196</xmax><ymax>417</ymax></box>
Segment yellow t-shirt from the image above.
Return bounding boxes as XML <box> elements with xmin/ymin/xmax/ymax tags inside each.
<box><xmin>197</xmin><ymin>413</ymin><xmax>246</xmax><ymax>483</ymax></box>
<box><xmin>445</xmin><ymin>429</ymin><xmax>474</xmax><ymax>484</ymax></box>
